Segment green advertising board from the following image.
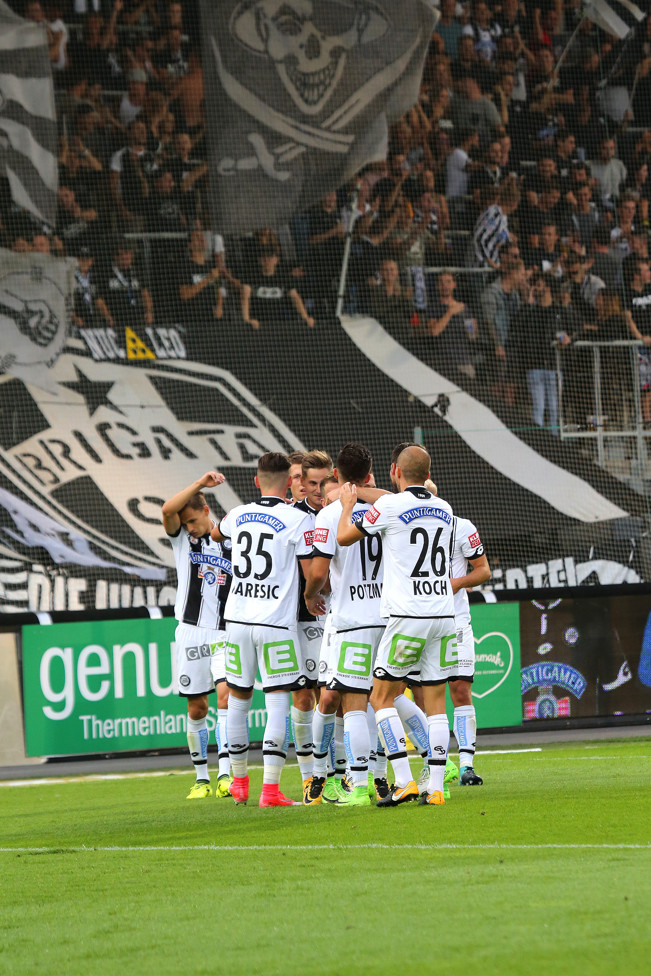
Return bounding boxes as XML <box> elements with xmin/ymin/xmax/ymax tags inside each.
<box><xmin>22</xmin><ymin>603</ymin><xmax>522</xmax><ymax>757</ymax></box>
<box><xmin>21</xmin><ymin>618</ymin><xmax>267</xmax><ymax>757</ymax></box>
<box><xmin>445</xmin><ymin>602</ymin><xmax>522</xmax><ymax>730</ymax></box>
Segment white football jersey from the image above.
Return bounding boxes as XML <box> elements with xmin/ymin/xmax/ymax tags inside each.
<box><xmin>220</xmin><ymin>497</ymin><xmax>313</xmax><ymax>628</ymax></box>
<box><xmin>313</xmin><ymin>499</ymin><xmax>384</xmax><ymax>631</ymax></box>
<box><xmin>169</xmin><ymin>523</ymin><xmax>232</xmax><ymax>631</ymax></box>
<box><xmin>361</xmin><ymin>486</ymin><xmax>455</xmax><ymax>620</ymax></box>
<box><xmin>450</xmin><ymin>515</ymin><xmax>485</xmax><ymax>628</ymax></box>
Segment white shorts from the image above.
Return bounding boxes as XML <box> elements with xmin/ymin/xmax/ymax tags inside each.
<box><xmin>175</xmin><ymin>622</ymin><xmax>217</xmax><ymax>697</ymax></box>
<box><xmin>209</xmin><ymin>636</ymin><xmax>226</xmax><ymax>684</ymax></box>
<box><xmin>373</xmin><ymin>615</ymin><xmax>457</xmax><ymax>685</ymax></box>
<box><xmin>449</xmin><ymin>623</ymin><xmax>475</xmax><ymax>681</ymax></box>
<box><xmin>224</xmin><ymin>623</ymin><xmax>303</xmax><ymax>692</ymax></box>
<box><xmin>317</xmin><ymin>613</ymin><xmax>335</xmax><ymax>687</ymax></box>
<box><xmin>297</xmin><ymin>620</ymin><xmax>323</xmax><ymax>688</ymax></box>
<box><xmin>327</xmin><ymin>625</ymin><xmax>385</xmax><ymax>694</ymax></box>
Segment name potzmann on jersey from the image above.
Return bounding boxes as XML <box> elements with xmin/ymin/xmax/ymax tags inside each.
<box><xmin>350</xmin><ymin>582</ymin><xmax>382</xmax><ymax>601</ymax></box>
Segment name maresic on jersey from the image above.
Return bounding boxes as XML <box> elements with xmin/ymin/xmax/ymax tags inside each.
<box><xmin>230</xmin><ymin>581</ymin><xmax>280</xmax><ymax>599</ymax></box>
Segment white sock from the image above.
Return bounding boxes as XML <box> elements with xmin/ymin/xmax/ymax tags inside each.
<box><xmin>376</xmin><ymin>707</ymin><xmax>412</xmax><ymax>788</ymax></box>
<box><xmin>343</xmin><ymin>709</ymin><xmax>371</xmax><ymax>788</ymax></box>
<box><xmin>395</xmin><ymin>693</ymin><xmax>428</xmax><ymax>760</ymax></box>
<box><xmin>227</xmin><ymin>697</ymin><xmax>251</xmax><ymax>778</ymax></box>
<box><xmin>186</xmin><ymin>715</ymin><xmax>209</xmax><ymax>782</ymax></box>
<box><xmin>334</xmin><ymin>715</ymin><xmax>347</xmax><ymax>779</ymax></box>
<box><xmin>312</xmin><ymin>708</ymin><xmax>335</xmax><ymax>777</ymax></box>
<box><xmin>263</xmin><ymin>691</ymin><xmax>290</xmax><ymax>786</ymax></box>
<box><xmin>216</xmin><ymin>707</ymin><xmax>230</xmax><ymax>778</ymax></box>
<box><xmin>366</xmin><ymin>703</ymin><xmax>377</xmax><ymax>776</ymax></box>
<box><xmin>291</xmin><ymin>705</ymin><xmax>315</xmax><ymax>781</ymax></box>
<box><xmin>374</xmin><ymin>738</ymin><xmax>387</xmax><ymax>779</ymax></box>
<box><xmin>427</xmin><ymin>713</ymin><xmax>450</xmax><ymax>795</ymax></box>
<box><xmin>454</xmin><ymin>704</ymin><xmax>477</xmax><ymax>769</ymax></box>
<box><xmin>328</xmin><ymin>733</ymin><xmax>335</xmax><ymax>776</ymax></box>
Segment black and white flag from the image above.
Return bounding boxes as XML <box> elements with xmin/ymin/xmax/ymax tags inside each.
<box><xmin>585</xmin><ymin>0</ymin><xmax>645</xmax><ymax>40</ymax></box>
<box><xmin>200</xmin><ymin>0</ymin><xmax>438</xmax><ymax>234</ymax></box>
<box><xmin>0</xmin><ymin>0</ymin><xmax>57</xmax><ymax>227</ymax></box>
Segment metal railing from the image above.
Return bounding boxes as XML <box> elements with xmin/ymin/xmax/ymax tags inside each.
<box><xmin>557</xmin><ymin>339</ymin><xmax>650</xmax><ymax>490</ymax></box>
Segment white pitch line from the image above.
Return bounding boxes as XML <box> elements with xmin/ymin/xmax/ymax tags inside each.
<box><xmin>1</xmin><ymin>843</ymin><xmax>650</xmax><ymax>853</ymax></box>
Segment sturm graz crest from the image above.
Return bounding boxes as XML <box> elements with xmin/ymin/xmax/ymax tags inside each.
<box><xmin>0</xmin><ymin>355</ymin><xmax>305</xmax><ymax>578</ymax></box>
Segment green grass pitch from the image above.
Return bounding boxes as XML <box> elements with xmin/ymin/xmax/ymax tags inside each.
<box><xmin>1</xmin><ymin>738</ymin><xmax>650</xmax><ymax>976</ymax></box>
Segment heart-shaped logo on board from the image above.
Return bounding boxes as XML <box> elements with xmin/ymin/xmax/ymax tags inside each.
<box><xmin>472</xmin><ymin>631</ymin><xmax>514</xmax><ymax>699</ymax></box>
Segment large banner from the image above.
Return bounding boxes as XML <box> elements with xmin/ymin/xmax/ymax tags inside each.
<box><xmin>200</xmin><ymin>0</ymin><xmax>437</xmax><ymax>233</ymax></box>
<box><xmin>0</xmin><ymin>247</ymin><xmax>647</xmax><ymax>617</ymax></box>
<box><xmin>21</xmin><ymin>618</ymin><xmax>267</xmax><ymax>756</ymax></box>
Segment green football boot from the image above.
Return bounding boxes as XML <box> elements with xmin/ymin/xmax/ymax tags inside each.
<box><xmin>322</xmin><ymin>777</ymin><xmax>344</xmax><ymax>804</ymax></box>
<box><xmin>331</xmin><ymin>784</ymin><xmax>371</xmax><ymax>807</ymax></box>
<box><xmin>444</xmin><ymin>758</ymin><xmax>459</xmax><ymax>785</ymax></box>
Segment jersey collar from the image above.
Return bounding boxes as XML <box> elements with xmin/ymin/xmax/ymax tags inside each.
<box><xmin>258</xmin><ymin>496</ymin><xmax>286</xmax><ymax>508</ymax></box>
<box><xmin>404</xmin><ymin>485</ymin><xmax>433</xmax><ymax>500</ymax></box>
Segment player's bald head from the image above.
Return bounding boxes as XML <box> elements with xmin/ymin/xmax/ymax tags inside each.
<box><xmin>396</xmin><ymin>445</ymin><xmax>431</xmax><ymax>484</ymax></box>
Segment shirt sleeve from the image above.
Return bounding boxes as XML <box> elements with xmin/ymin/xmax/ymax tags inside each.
<box><xmin>219</xmin><ymin>510</ymin><xmax>233</xmax><ymax>539</ymax></box>
<box><xmin>295</xmin><ymin>513</ymin><xmax>314</xmax><ymax>558</ymax></box>
<box><xmin>458</xmin><ymin>519</ymin><xmax>485</xmax><ymax>559</ymax></box>
<box><xmin>312</xmin><ymin>509</ymin><xmax>336</xmax><ymax>559</ymax></box>
<box><xmin>361</xmin><ymin>496</ymin><xmax>389</xmax><ymax>536</ymax></box>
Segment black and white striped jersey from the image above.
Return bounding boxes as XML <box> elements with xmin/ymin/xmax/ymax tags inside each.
<box><xmin>473</xmin><ymin>204</ymin><xmax>509</xmax><ymax>267</ymax></box>
<box><xmin>169</xmin><ymin>523</ymin><xmax>232</xmax><ymax>630</ymax></box>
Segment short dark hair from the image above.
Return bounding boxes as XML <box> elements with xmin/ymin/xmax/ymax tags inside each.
<box><xmin>287</xmin><ymin>451</ymin><xmax>306</xmax><ymax>467</ymax></box>
<box><xmin>390</xmin><ymin>441</ymin><xmax>418</xmax><ymax>466</ymax></box>
<box><xmin>624</xmin><ymin>256</ymin><xmax>649</xmax><ymax>288</ymax></box>
<box><xmin>182</xmin><ymin>492</ymin><xmax>206</xmax><ymax>512</ymax></box>
<box><xmin>257</xmin><ymin>452</ymin><xmax>290</xmax><ymax>477</ymax></box>
<box><xmin>593</xmin><ymin>224</ymin><xmax>611</xmax><ymax>248</ymax></box>
<box><xmin>336</xmin><ymin>443</ymin><xmax>373</xmax><ymax>484</ymax></box>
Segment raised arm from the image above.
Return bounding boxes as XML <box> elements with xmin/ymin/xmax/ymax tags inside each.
<box><xmin>161</xmin><ymin>470</ymin><xmax>224</xmax><ymax>535</ymax></box>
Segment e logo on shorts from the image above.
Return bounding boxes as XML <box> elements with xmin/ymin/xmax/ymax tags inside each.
<box><xmin>440</xmin><ymin>634</ymin><xmax>458</xmax><ymax>668</ymax></box>
<box><xmin>224</xmin><ymin>642</ymin><xmax>242</xmax><ymax>676</ymax></box>
<box><xmin>263</xmin><ymin>640</ymin><xmax>299</xmax><ymax>675</ymax></box>
<box><xmin>388</xmin><ymin>634</ymin><xmax>425</xmax><ymax>667</ymax></box>
<box><xmin>338</xmin><ymin>641</ymin><xmax>372</xmax><ymax>676</ymax></box>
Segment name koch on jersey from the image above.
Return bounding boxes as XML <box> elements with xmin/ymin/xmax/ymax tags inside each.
<box><xmin>361</xmin><ymin>486</ymin><xmax>455</xmax><ymax>619</ymax></box>
<box><xmin>313</xmin><ymin>500</ymin><xmax>384</xmax><ymax>631</ymax></box>
<box><xmin>220</xmin><ymin>497</ymin><xmax>312</xmax><ymax>628</ymax></box>
<box><xmin>169</xmin><ymin>526</ymin><xmax>232</xmax><ymax>630</ymax></box>
<box><xmin>450</xmin><ymin>515</ymin><xmax>485</xmax><ymax>628</ymax></box>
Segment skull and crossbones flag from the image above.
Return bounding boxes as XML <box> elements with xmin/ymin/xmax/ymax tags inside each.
<box><xmin>200</xmin><ymin>0</ymin><xmax>438</xmax><ymax>234</ymax></box>
<box><xmin>0</xmin><ymin>1</ymin><xmax>57</xmax><ymax>227</ymax></box>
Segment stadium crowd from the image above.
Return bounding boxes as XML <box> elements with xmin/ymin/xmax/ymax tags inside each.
<box><xmin>2</xmin><ymin>0</ymin><xmax>651</xmax><ymax>432</ymax></box>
